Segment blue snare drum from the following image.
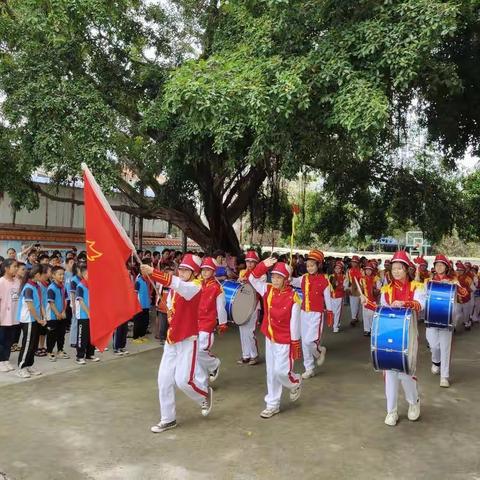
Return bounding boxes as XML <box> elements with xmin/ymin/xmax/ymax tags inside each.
<box><xmin>371</xmin><ymin>307</ymin><xmax>418</xmax><ymax>375</ymax></box>
<box><xmin>425</xmin><ymin>281</ymin><xmax>455</xmax><ymax>329</ymax></box>
<box><xmin>222</xmin><ymin>280</ymin><xmax>257</xmax><ymax>326</ymax></box>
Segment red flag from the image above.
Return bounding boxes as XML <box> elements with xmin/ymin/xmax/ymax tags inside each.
<box><xmin>82</xmin><ymin>164</ymin><xmax>140</xmax><ymax>351</ymax></box>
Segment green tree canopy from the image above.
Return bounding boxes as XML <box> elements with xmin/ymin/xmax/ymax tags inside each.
<box><xmin>0</xmin><ymin>0</ymin><xmax>473</xmax><ymax>252</ymax></box>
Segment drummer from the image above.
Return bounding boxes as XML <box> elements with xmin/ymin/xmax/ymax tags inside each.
<box><xmin>198</xmin><ymin>257</ymin><xmax>228</xmax><ymax>383</ymax></box>
<box><xmin>237</xmin><ymin>250</ymin><xmax>264</xmax><ymax>366</ymax></box>
<box><xmin>362</xmin><ymin>251</ymin><xmax>425</xmax><ymax>427</ymax></box>
<box><xmin>249</xmin><ymin>257</ymin><xmax>302</xmax><ymax>419</ymax></box>
<box><xmin>425</xmin><ymin>255</ymin><xmax>468</xmax><ymax>388</ymax></box>
<box><xmin>290</xmin><ymin>249</ymin><xmax>333</xmax><ymax>379</ymax></box>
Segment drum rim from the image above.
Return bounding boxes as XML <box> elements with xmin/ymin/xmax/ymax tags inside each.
<box><xmin>425</xmin><ymin>281</ymin><xmax>455</xmax><ymax>329</ymax></box>
<box><xmin>222</xmin><ymin>280</ymin><xmax>256</xmax><ymax>325</ymax></box>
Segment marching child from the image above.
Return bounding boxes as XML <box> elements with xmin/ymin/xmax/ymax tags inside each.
<box><xmin>362</xmin><ymin>251</ymin><xmax>425</xmax><ymax>427</ymax></box>
<box><xmin>16</xmin><ymin>265</ymin><xmax>46</xmax><ymax>378</ymax></box>
<box><xmin>329</xmin><ymin>261</ymin><xmax>348</xmax><ymax>333</ymax></box>
<box><xmin>290</xmin><ymin>249</ymin><xmax>333</xmax><ymax>379</ymax></box>
<box><xmin>46</xmin><ymin>266</ymin><xmax>70</xmax><ymax>361</ymax></box>
<box><xmin>425</xmin><ymin>255</ymin><xmax>467</xmax><ymax>388</ymax></box>
<box><xmin>237</xmin><ymin>250</ymin><xmax>264</xmax><ymax>365</ymax></box>
<box><xmin>455</xmin><ymin>262</ymin><xmax>476</xmax><ymax>330</ymax></box>
<box><xmin>359</xmin><ymin>261</ymin><xmax>381</xmax><ymax>336</ymax></box>
<box><xmin>141</xmin><ymin>254</ymin><xmax>213</xmax><ymax>434</ymax></box>
<box><xmin>75</xmin><ymin>266</ymin><xmax>99</xmax><ymax>365</ymax></box>
<box><xmin>347</xmin><ymin>256</ymin><xmax>363</xmax><ymax>326</ymax></box>
<box><xmin>249</xmin><ymin>257</ymin><xmax>302</xmax><ymax>419</ymax></box>
<box><xmin>198</xmin><ymin>257</ymin><xmax>228</xmax><ymax>382</ymax></box>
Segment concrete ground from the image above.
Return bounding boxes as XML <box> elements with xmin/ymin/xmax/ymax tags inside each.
<box><xmin>1</xmin><ymin>314</ymin><xmax>480</xmax><ymax>480</ymax></box>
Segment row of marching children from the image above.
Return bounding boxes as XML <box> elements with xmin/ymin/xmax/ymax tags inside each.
<box><xmin>140</xmin><ymin>249</ymin><xmax>372</xmax><ymax>433</ymax></box>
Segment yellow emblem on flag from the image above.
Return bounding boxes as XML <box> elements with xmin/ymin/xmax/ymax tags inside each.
<box><xmin>86</xmin><ymin>240</ymin><xmax>103</xmax><ymax>262</ymax></box>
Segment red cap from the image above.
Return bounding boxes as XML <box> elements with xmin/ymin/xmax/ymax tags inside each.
<box><xmin>364</xmin><ymin>261</ymin><xmax>376</xmax><ymax>271</ymax></box>
<box><xmin>179</xmin><ymin>254</ymin><xmax>202</xmax><ymax>274</ymax></box>
<box><xmin>434</xmin><ymin>254</ymin><xmax>449</xmax><ymax>267</ymax></box>
<box><xmin>271</xmin><ymin>262</ymin><xmax>292</xmax><ymax>279</ymax></box>
<box><xmin>465</xmin><ymin>261</ymin><xmax>472</xmax><ymax>268</ymax></box>
<box><xmin>200</xmin><ymin>257</ymin><xmax>217</xmax><ymax>271</ymax></box>
<box><xmin>335</xmin><ymin>261</ymin><xmax>344</xmax><ymax>268</ymax></box>
<box><xmin>307</xmin><ymin>249</ymin><xmax>324</xmax><ymax>263</ymax></box>
<box><xmin>245</xmin><ymin>250</ymin><xmax>260</xmax><ymax>263</ymax></box>
<box><xmin>456</xmin><ymin>261</ymin><xmax>466</xmax><ymax>271</ymax></box>
<box><xmin>351</xmin><ymin>255</ymin><xmax>360</xmax><ymax>263</ymax></box>
<box><xmin>391</xmin><ymin>251</ymin><xmax>411</xmax><ymax>267</ymax></box>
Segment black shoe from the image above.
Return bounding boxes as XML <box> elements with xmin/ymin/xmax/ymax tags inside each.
<box><xmin>363</xmin><ymin>331</ymin><xmax>370</xmax><ymax>337</ymax></box>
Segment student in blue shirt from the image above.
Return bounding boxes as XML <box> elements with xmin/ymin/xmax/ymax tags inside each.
<box><xmin>46</xmin><ymin>266</ymin><xmax>70</xmax><ymax>361</ymax></box>
<box><xmin>132</xmin><ymin>258</ymin><xmax>152</xmax><ymax>344</ymax></box>
<box><xmin>16</xmin><ymin>265</ymin><xmax>47</xmax><ymax>378</ymax></box>
<box><xmin>69</xmin><ymin>263</ymin><xmax>83</xmax><ymax>348</ymax></box>
<box><xmin>75</xmin><ymin>266</ymin><xmax>99</xmax><ymax>365</ymax></box>
<box><xmin>35</xmin><ymin>265</ymin><xmax>51</xmax><ymax>358</ymax></box>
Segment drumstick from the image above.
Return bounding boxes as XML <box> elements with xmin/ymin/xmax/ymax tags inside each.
<box><xmin>354</xmin><ymin>277</ymin><xmax>367</xmax><ymax>303</ymax></box>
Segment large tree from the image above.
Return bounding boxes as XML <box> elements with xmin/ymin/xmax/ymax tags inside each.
<box><xmin>0</xmin><ymin>0</ymin><xmax>465</xmax><ymax>252</ymax></box>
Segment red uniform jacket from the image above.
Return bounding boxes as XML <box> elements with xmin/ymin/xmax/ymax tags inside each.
<box><xmin>151</xmin><ymin>269</ymin><xmax>201</xmax><ymax>344</ymax></box>
<box><xmin>198</xmin><ymin>278</ymin><xmax>223</xmax><ymax>333</ymax></box>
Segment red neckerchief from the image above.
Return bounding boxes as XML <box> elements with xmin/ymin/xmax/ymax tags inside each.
<box><xmin>391</xmin><ymin>279</ymin><xmax>410</xmax><ymax>303</ymax></box>
<box><xmin>27</xmin><ymin>279</ymin><xmax>43</xmax><ymax>302</ymax></box>
<box><xmin>40</xmin><ymin>280</ymin><xmax>49</xmax><ymax>287</ymax></box>
<box><xmin>54</xmin><ymin>281</ymin><xmax>66</xmax><ymax>309</ymax></box>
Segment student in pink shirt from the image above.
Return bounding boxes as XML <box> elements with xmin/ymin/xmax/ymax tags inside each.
<box><xmin>0</xmin><ymin>259</ymin><xmax>20</xmax><ymax>372</ymax></box>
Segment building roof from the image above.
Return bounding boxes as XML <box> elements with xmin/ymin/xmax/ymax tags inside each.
<box><xmin>0</xmin><ymin>224</ymin><xmax>199</xmax><ymax>249</ymax></box>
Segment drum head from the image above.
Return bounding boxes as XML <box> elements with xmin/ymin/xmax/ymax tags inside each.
<box><xmin>407</xmin><ymin>311</ymin><xmax>418</xmax><ymax>376</ymax></box>
<box><xmin>231</xmin><ymin>283</ymin><xmax>257</xmax><ymax>325</ymax></box>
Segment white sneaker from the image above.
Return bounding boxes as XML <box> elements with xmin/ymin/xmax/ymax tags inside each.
<box><xmin>57</xmin><ymin>351</ymin><xmax>70</xmax><ymax>359</ymax></box>
<box><xmin>16</xmin><ymin>368</ymin><xmax>31</xmax><ymax>378</ymax></box>
<box><xmin>27</xmin><ymin>366</ymin><xmax>42</xmax><ymax>376</ymax></box>
<box><xmin>151</xmin><ymin>420</ymin><xmax>177</xmax><ymax>433</ymax></box>
<box><xmin>290</xmin><ymin>382</ymin><xmax>302</xmax><ymax>402</ymax></box>
<box><xmin>86</xmin><ymin>356</ymin><xmax>100</xmax><ymax>362</ymax></box>
<box><xmin>75</xmin><ymin>358</ymin><xmax>86</xmax><ymax>365</ymax></box>
<box><xmin>440</xmin><ymin>377</ymin><xmax>450</xmax><ymax>388</ymax></box>
<box><xmin>0</xmin><ymin>362</ymin><xmax>9</xmax><ymax>372</ymax></box>
<box><xmin>333</xmin><ymin>328</ymin><xmax>339</xmax><ymax>333</ymax></box>
<box><xmin>316</xmin><ymin>346</ymin><xmax>327</xmax><ymax>367</ymax></box>
<box><xmin>431</xmin><ymin>364</ymin><xmax>440</xmax><ymax>375</ymax></box>
<box><xmin>301</xmin><ymin>369</ymin><xmax>315</xmax><ymax>379</ymax></box>
<box><xmin>4</xmin><ymin>361</ymin><xmax>15</xmax><ymax>372</ymax></box>
<box><xmin>408</xmin><ymin>400</ymin><xmax>421</xmax><ymax>421</ymax></box>
<box><xmin>384</xmin><ymin>410</ymin><xmax>398</xmax><ymax>426</ymax></box>
<box><xmin>120</xmin><ymin>349</ymin><xmax>129</xmax><ymax>355</ymax></box>
<box><xmin>260</xmin><ymin>407</ymin><xmax>280</xmax><ymax>419</ymax></box>
<box><xmin>201</xmin><ymin>387</ymin><xmax>213</xmax><ymax>417</ymax></box>
<box><xmin>48</xmin><ymin>354</ymin><xmax>57</xmax><ymax>362</ymax></box>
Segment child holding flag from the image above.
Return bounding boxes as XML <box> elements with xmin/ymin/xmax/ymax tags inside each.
<box><xmin>141</xmin><ymin>254</ymin><xmax>213</xmax><ymax>434</ymax></box>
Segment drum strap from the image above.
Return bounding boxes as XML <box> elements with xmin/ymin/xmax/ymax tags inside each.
<box><xmin>266</xmin><ymin>287</ymin><xmax>275</xmax><ymax>342</ymax></box>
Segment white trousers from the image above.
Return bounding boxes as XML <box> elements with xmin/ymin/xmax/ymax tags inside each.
<box><xmin>426</xmin><ymin>327</ymin><xmax>453</xmax><ymax>378</ymax></box>
<box><xmin>331</xmin><ymin>298</ymin><xmax>343</xmax><ymax>332</ymax></box>
<box><xmin>456</xmin><ymin>303</ymin><xmax>471</xmax><ymax>326</ymax></box>
<box><xmin>350</xmin><ymin>295</ymin><xmax>361</xmax><ymax>320</ymax></box>
<box><xmin>473</xmin><ymin>297</ymin><xmax>480</xmax><ymax>323</ymax></box>
<box><xmin>385</xmin><ymin>370</ymin><xmax>418</xmax><ymax>413</ymax></box>
<box><xmin>198</xmin><ymin>331</ymin><xmax>220</xmax><ymax>375</ymax></box>
<box><xmin>158</xmin><ymin>338</ymin><xmax>208</xmax><ymax>423</ymax></box>
<box><xmin>362</xmin><ymin>307</ymin><xmax>374</xmax><ymax>333</ymax></box>
<box><xmin>300</xmin><ymin>310</ymin><xmax>324</xmax><ymax>371</ymax></box>
<box><xmin>239</xmin><ymin>310</ymin><xmax>258</xmax><ymax>360</ymax></box>
<box><xmin>264</xmin><ymin>338</ymin><xmax>301</xmax><ymax>409</ymax></box>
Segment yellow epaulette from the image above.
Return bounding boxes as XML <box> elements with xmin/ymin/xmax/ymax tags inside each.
<box><xmin>193</xmin><ymin>278</ymin><xmax>202</xmax><ymax>287</ymax></box>
<box><xmin>380</xmin><ymin>284</ymin><xmax>390</xmax><ymax>294</ymax></box>
<box><xmin>293</xmin><ymin>291</ymin><xmax>302</xmax><ymax>305</ymax></box>
<box><xmin>410</xmin><ymin>280</ymin><xmax>424</xmax><ymax>291</ymax></box>
<box><xmin>239</xmin><ymin>269</ymin><xmax>247</xmax><ymax>279</ymax></box>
